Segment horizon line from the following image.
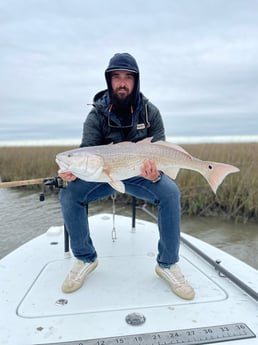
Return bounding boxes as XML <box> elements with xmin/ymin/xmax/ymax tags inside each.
<box><xmin>1</xmin><ymin>135</ymin><xmax>258</xmax><ymax>147</ymax></box>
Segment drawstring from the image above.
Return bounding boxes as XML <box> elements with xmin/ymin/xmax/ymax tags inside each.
<box><xmin>145</xmin><ymin>103</ymin><xmax>150</xmax><ymax>128</ymax></box>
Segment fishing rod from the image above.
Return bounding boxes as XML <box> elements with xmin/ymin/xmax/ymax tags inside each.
<box><xmin>0</xmin><ymin>177</ymin><xmax>53</xmax><ymax>188</ymax></box>
<box><xmin>0</xmin><ymin>176</ymin><xmax>64</xmax><ymax>203</ymax></box>
<box><xmin>0</xmin><ymin>176</ymin><xmax>63</xmax><ymax>188</ymax></box>
<box><xmin>133</xmin><ymin>199</ymin><xmax>258</xmax><ymax>302</ymax></box>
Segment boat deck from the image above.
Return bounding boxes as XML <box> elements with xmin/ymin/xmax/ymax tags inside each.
<box><xmin>0</xmin><ymin>214</ymin><xmax>257</xmax><ymax>344</ymax></box>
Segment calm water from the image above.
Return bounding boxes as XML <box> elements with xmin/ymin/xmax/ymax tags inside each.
<box><xmin>0</xmin><ymin>188</ymin><xmax>257</xmax><ymax>269</ymax></box>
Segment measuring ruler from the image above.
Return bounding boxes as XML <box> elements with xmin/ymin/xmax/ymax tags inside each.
<box><xmin>46</xmin><ymin>322</ymin><xmax>256</xmax><ymax>345</ymax></box>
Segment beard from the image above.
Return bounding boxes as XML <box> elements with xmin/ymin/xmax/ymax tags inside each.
<box><xmin>111</xmin><ymin>88</ymin><xmax>134</xmax><ymax>108</ymax></box>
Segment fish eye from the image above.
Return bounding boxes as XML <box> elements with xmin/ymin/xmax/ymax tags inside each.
<box><xmin>208</xmin><ymin>164</ymin><xmax>213</xmax><ymax>170</ymax></box>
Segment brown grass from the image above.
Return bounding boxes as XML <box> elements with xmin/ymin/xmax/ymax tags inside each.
<box><xmin>0</xmin><ymin>146</ymin><xmax>71</xmax><ymax>181</ymax></box>
<box><xmin>0</xmin><ymin>143</ymin><xmax>257</xmax><ymax>223</ymax></box>
<box><xmin>177</xmin><ymin>143</ymin><xmax>258</xmax><ymax>223</ymax></box>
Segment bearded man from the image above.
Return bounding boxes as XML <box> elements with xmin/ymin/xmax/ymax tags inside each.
<box><xmin>59</xmin><ymin>53</ymin><xmax>195</xmax><ymax>300</ymax></box>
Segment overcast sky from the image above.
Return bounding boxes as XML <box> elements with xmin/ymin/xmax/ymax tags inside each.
<box><xmin>1</xmin><ymin>0</ymin><xmax>258</xmax><ymax>142</ymax></box>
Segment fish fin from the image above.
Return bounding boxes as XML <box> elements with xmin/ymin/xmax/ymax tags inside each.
<box><xmin>103</xmin><ymin>168</ymin><xmax>126</xmax><ymax>193</ymax></box>
<box><xmin>202</xmin><ymin>161</ymin><xmax>240</xmax><ymax>194</ymax></box>
<box><xmin>137</xmin><ymin>137</ymin><xmax>153</xmax><ymax>143</ymax></box>
<box><xmin>117</xmin><ymin>141</ymin><xmax>133</xmax><ymax>145</ymax></box>
<box><xmin>154</xmin><ymin>141</ymin><xmax>192</xmax><ymax>157</ymax></box>
<box><xmin>163</xmin><ymin>167</ymin><xmax>181</xmax><ymax>179</ymax></box>
<box><xmin>118</xmin><ymin>138</ymin><xmax>153</xmax><ymax>145</ymax></box>
<box><xmin>108</xmin><ymin>180</ymin><xmax>125</xmax><ymax>193</ymax></box>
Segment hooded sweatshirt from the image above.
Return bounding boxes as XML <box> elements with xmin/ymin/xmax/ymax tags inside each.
<box><xmin>81</xmin><ymin>53</ymin><xmax>165</xmax><ymax>147</ymax></box>
<box><xmin>105</xmin><ymin>53</ymin><xmax>140</xmax><ymax>108</ymax></box>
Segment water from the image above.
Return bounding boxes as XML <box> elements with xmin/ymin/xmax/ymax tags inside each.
<box><xmin>0</xmin><ymin>188</ymin><xmax>257</xmax><ymax>269</ymax></box>
<box><xmin>1</xmin><ymin>134</ymin><xmax>258</xmax><ymax>147</ymax></box>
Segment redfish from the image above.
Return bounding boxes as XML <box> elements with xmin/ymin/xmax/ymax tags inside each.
<box><xmin>56</xmin><ymin>138</ymin><xmax>239</xmax><ymax>193</ymax></box>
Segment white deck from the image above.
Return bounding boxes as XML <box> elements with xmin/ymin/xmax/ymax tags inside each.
<box><xmin>0</xmin><ymin>214</ymin><xmax>257</xmax><ymax>344</ymax></box>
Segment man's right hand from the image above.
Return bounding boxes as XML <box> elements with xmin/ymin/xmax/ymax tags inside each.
<box><xmin>58</xmin><ymin>171</ymin><xmax>77</xmax><ymax>182</ymax></box>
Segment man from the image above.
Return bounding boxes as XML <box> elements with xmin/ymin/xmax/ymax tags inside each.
<box><xmin>59</xmin><ymin>53</ymin><xmax>195</xmax><ymax>300</ymax></box>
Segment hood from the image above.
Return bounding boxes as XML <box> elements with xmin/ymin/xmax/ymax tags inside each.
<box><xmin>105</xmin><ymin>53</ymin><xmax>140</xmax><ymax>105</ymax></box>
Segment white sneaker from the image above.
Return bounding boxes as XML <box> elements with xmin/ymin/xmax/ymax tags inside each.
<box><xmin>155</xmin><ymin>263</ymin><xmax>195</xmax><ymax>300</ymax></box>
<box><xmin>62</xmin><ymin>259</ymin><xmax>98</xmax><ymax>293</ymax></box>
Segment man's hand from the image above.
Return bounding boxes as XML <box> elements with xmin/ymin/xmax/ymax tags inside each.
<box><xmin>140</xmin><ymin>159</ymin><xmax>160</xmax><ymax>182</ymax></box>
<box><xmin>58</xmin><ymin>171</ymin><xmax>77</xmax><ymax>182</ymax></box>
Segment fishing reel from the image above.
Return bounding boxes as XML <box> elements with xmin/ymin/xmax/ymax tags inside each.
<box><xmin>39</xmin><ymin>176</ymin><xmax>64</xmax><ymax>201</ymax></box>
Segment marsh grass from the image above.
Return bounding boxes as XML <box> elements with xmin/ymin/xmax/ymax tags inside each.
<box><xmin>0</xmin><ymin>143</ymin><xmax>257</xmax><ymax>223</ymax></box>
<box><xmin>177</xmin><ymin>143</ymin><xmax>258</xmax><ymax>223</ymax></box>
<box><xmin>0</xmin><ymin>146</ymin><xmax>71</xmax><ymax>182</ymax></box>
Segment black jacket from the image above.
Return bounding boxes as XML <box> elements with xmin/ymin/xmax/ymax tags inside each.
<box><xmin>81</xmin><ymin>53</ymin><xmax>165</xmax><ymax>147</ymax></box>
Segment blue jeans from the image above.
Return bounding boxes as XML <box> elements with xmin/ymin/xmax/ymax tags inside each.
<box><xmin>59</xmin><ymin>175</ymin><xmax>180</xmax><ymax>266</ymax></box>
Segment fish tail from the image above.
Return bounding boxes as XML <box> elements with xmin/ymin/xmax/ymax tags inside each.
<box><xmin>202</xmin><ymin>161</ymin><xmax>240</xmax><ymax>194</ymax></box>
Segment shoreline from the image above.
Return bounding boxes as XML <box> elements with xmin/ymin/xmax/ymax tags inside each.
<box><xmin>1</xmin><ymin>135</ymin><xmax>258</xmax><ymax>147</ymax></box>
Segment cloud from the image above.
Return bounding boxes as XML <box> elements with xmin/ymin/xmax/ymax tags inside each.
<box><xmin>0</xmin><ymin>0</ymin><xmax>258</xmax><ymax>141</ymax></box>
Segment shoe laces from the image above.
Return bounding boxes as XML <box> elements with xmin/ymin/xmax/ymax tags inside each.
<box><xmin>69</xmin><ymin>261</ymin><xmax>91</xmax><ymax>282</ymax></box>
<box><xmin>165</xmin><ymin>265</ymin><xmax>186</xmax><ymax>286</ymax></box>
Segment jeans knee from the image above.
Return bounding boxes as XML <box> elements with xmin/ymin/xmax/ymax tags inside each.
<box><xmin>163</xmin><ymin>182</ymin><xmax>180</xmax><ymax>202</ymax></box>
<box><xmin>59</xmin><ymin>186</ymin><xmax>80</xmax><ymax>209</ymax></box>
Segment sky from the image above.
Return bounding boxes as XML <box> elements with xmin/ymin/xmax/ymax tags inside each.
<box><xmin>1</xmin><ymin>0</ymin><xmax>258</xmax><ymax>143</ymax></box>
